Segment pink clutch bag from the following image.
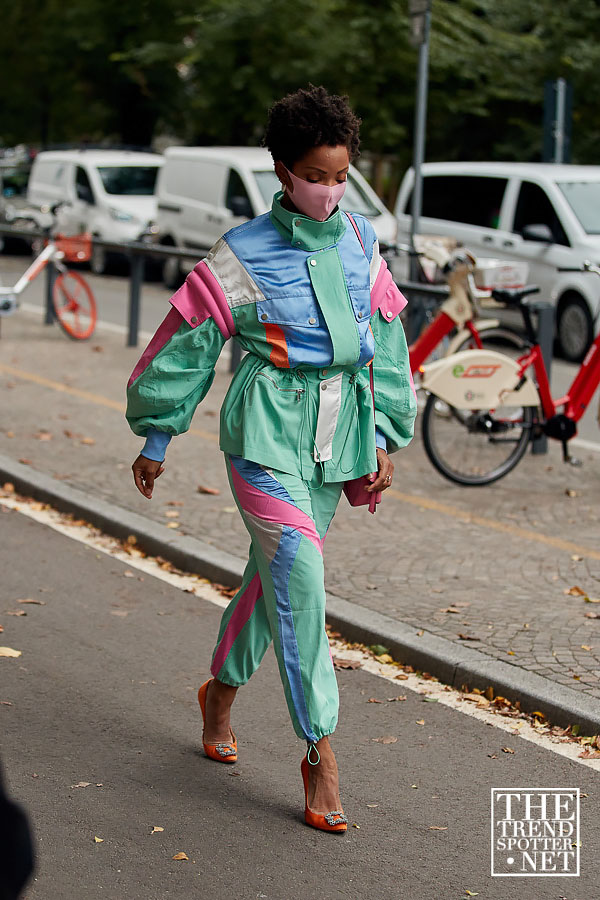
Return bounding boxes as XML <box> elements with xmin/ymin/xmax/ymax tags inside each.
<box><xmin>342</xmin><ymin>213</ymin><xmax>383</xmax><ymax>515</ymax></box>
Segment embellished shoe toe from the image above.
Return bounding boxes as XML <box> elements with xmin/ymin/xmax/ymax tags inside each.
<box><xmin>198</xmin><ymin>679</ymin><xmax>238</xmax><ymax>764</ymax></box>
<box><xmin>301</xmin><ymin>753</ymin><xmax>347</xmax><ymax>833</ymax></box>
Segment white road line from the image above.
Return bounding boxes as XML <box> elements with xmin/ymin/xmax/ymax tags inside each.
<box><xmin>3</xmin><ymin>493</ymin><xmax>600</xmax><ymax>771</ymax></box>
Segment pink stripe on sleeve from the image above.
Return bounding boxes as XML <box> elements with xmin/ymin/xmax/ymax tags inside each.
<box><xmin>371</xmin><ymin>258</ymin><xmax>408</xmax><ymax>320</ymax></box>
<box><xmin>210</xmin><ymin>572</ymin><xmax>262</xmax><ymax>676</ymax></box>
<box><xmin>169</xmin><ymin>261</ymin><xmax>236</xmax><ymax>340</ymax></box>
<box><xmin>127</xmin><ymin>306</ymin><xmax>183</xmax><ymax>388</ymax></box>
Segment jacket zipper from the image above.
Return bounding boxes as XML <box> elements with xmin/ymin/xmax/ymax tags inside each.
<box><xmin>256</xmin><ymin>372</ymin><xmax>306</xmax><ymax>401</ymax></box>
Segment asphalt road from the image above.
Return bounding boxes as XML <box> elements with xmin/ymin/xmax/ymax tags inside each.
<box><xmin>2</xmin><ymin>252</ymin><xmax>597</xmax><ymax>446</ymax></box>
<box><xmin>2</xmin><ymin>506</ymin><xmax>600</xmax><ymax>900</ymax></box>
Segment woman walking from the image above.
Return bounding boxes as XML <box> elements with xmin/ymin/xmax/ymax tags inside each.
<box><xmin>126</xmin><ymin>85</ymin><xmax>416</xmax><ymax>832</ymax></box>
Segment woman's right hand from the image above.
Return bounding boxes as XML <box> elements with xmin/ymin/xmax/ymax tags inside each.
<box><xmin>132</xmin><ymin>455</ymin><xmax>165</xmax><ymax>499</ymax></box>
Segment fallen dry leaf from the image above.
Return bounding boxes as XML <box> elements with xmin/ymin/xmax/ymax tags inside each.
<box><xmin>372</xmin><ymin>736</ymin><xmax>398</xmax><ymax>744</ymax></box>
<box><xmin>584</xmin><ymin>611</ymin><xmax>600</xmax><ymax>619</ymax></box>
<box><xmin>3</xmin><ymin>482</ymin><xmax>15</xmax><ymax>492</ymax></box>
<box><xmin>457</xmin><ymin>633</ymin><xmax>479</xmax><ymax>641</ymax></box>
<box><xmin>565</xmin><ymin>489</ymin><xmax>579</xmax><ymax>498</ymax></box>
<box><xmin>578</xmin><ymin>749</ymin><xmax>600</xmax><ymax>759</ymax></box>
<box><xmin>366</xmin><ymin>803</ymin><xmax>379</xmax><ymax>808</ymax></box>
<box><xmin>416</xmin><ymin>719</ymin><xmax>425</xmax><ymax>725</ymax></box>
<box><xmin>166</xmin><ymin>521</ymin><xmax>180</xmax><ymax>529</ymax></box>
<box><xmin>501</xmin><ymin>747</ymin><xmax>515</xmax><ymax>754</ymax></box>
<box><xmin>197</xmin><ymin>485</ymin><xmax>221</xmax><ymax>495</ymax></box>
<box><xmin>387</xmin><ymin>695</ymin><xmax>407</xmax><ymax>702</ymax></box>
<box><xmin>429</xmin><ymin>826</ymin><xmax>448</xmax><ymax>830</ymax></box>
<box><xmin>0</xmin><ymin>700</ymin><xmax>12</xmax><ymax>706</ymax></box>
<box><xmin>441</xmin><ymin>607</ymin><xmax>460</xmax><ymax>614</ymax></box>
<box><xmin>571</xmin><ymin>554</ymin><xmax>583</xmax><ymax>562</ymax></box>
<box><xmin>123</xmin><ymin>571</ymin><xmax>135</xmax><ymax>579</ymax></box>
<box><xmin>368</xmin><ymin>697</ymin><xmax>384</xmax><ymax>704</ymax></box>
<box><xmin>18</xmin><ymin>458</ymin><xmax>32</xmax><ymax>466</ymax></box>
<box><xmin>464</xmin><ymin>892</ymin><xmax>479</xmax><ymax>898</ymax></box>
<box><xmin>581</xmin><ymin>645</ymin><xmax>593</xmax><ymax>651</ymax></box>
<box><xmin>395</xmin><ymin>673</ymin><xmax>409</xmax><ymax>680</ymax></box>
<box><xmin>167</xmin><ymin>501</ymin><xmax>184</xmax><ymax>507</ymax></box>
<box><xmin>172</xmin><ymin>852</ymin><xmax>189</xmax><ymax>861</ymax></box>
<box><xmin>164</xmin><ymin>510</ymin><xmax>180</xmax><ymax>518</ymax></box>
<box><xmin>151</xmin><ymin>826</ymin><xmax>164</xmax><ymax>834</ymax></box>
<box><xmin>80</xmin><ymin>437</ymin><xmax>96</xmax><ymax>446</ymax></box>
<box><xmin>6</xmin><ymin>610</ymin><xmax>26</xmax><ymax>617</ymax></box>
<box><xmin>34</xmin><ymin>431</ymin><xmax>52</xmax><ymax>441</ymax></box>
<box><xmin>94</xmin><ymin>836</ymin><xmax>104</xmax><ymax>843</ymax></box>
<box><xmin>0</xmin><ymin>626</ymin><xmax>3</xmax><ymax>633</ymax></box>
<box><xmin>72</xmin><ymin>782</ymin><xmax>92</xmax><ymax>789</ymax></box>
<box><xmin>416</xmin><ymin>630</ymin><xmax>424</xmax><ymax>636</ymax></box>
<box><xmin>0</xmin><ymin>647</ymin><xmax>21</xmax><ymax>658</ymax></box>
<box><xmin>585</xmin><ymin>597</ymin><xmax>600</xmax><ymax>604</ymax></box>
<box><xmin>332</xmin><ymin>657</ymin><xmax>361</xmax><ymax>670</ymax></box>
<box><xmin>565</xmin><ymin>585</ymin><xmax>586</xmax><ymax>596</ymax></box>
<box><xmin>17</xmin><ymin>598</ymin><xmax>46</xmax><ymax>605</ymax></box>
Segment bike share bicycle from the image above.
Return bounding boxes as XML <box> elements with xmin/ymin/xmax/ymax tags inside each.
<box><xmin>419</xmin><ymin>262</ymin><xmax>600</xmax><ymax>486</ymax></box>
<box><xmin>0</xmin><ymin>219</ymin><xmax>97</xmax><ymax>340</ymax></box>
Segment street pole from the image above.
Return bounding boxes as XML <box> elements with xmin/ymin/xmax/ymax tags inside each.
<box><xmin>409</xmin><ymin>0</ymin><xmax>431</xmax><ymax>282</ymax></box>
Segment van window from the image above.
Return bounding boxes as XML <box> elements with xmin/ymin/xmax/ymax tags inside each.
<box><xmin>97</xmin><ymin>166</ymin><xmax>159</xmax><ymax>196</ymax></box>
<box><xmin>513</xmin><ymin>181</ymin><xmax>569</xmax><ymax>246</ymax></box>
<box><xmin>76</xmin><ymin>166</ymin><xmax>94</xmax><ymax>203</ymax></box>
<box><xmin>557</xmin><ymin>181</ymin><xmax>600</xmax><ymax>235</ymax></box>
<box><xmin>405</xmin><ymin>175</ymin><xmax>507</xmax><ymax>229</ymax></box>
<box><xmin>225</xmin><ymin>169</ymin><xmax>254</xmax><ymax>218</ymax></box>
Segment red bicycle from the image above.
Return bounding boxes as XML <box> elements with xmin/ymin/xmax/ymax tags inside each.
<box><xmin>419</xmin><ymin>263</ymin><xmax>600</xmax><ymax>485</ymax></box>
<box><xmin>405</xmin><ymin>238</ymin><xmax>527</xmax><ymax>374</ymax></box>
<box><xmin>0</xmin><ymin>231</ymin><xmax>97</xmax><ymax>340</ymax></box>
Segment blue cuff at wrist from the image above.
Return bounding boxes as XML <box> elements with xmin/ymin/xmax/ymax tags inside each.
<box><xmin>140</xmin><ymin>428</ymin><xmax>172</xmax><ymax>461</ymax></box>
<box><xmin>375</xmin><ymin>428</ymin><xmax>387</xmax><ymax>452</ymax></box>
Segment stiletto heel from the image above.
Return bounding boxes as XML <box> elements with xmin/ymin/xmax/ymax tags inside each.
<box><xmin>197</xmin><ymin>678</ymin><xmax>238</xmax><ymax>763</ymax></box>
<box><xmin>301</xmin><ymin>748</ymin><xmax>347</xmax><ymax>833</ymax></box>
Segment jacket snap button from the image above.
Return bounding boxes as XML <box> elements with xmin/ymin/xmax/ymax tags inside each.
<box><xmin>386</xmin><ymin>310</ymin><xmax>393</xmax><ymax>318</ymax></box>
<box><xmin>321</xmin><ymin>383</ymin><xmax>328</xmax><ymax>391</ymax></box>
<box><xmin>261</xmin><ymin>313</ymin><xmax>268</xmax><ymax>321</ymax></box>
<box><xmin>295</xmin><ymin>220</ymin><xmax>301</xmax><ymax>227</ymax></box>
<box><xmin>357</xmin><ymin>311</ymin><xmax>363</xmax><ymax>318</ymax></box>
<box><xmin>191</xmin><ymin>315</ymin><xmax>198</xmax><ymax>324</ymax></box>
<box><xmin>321</xmin><ymin>369</ymin><xmax>328</xmax><ymax>376</ymax></box>
<box><xmin>310</xmin><ymin>259</ymin><xmax>317</xmax><ymax>266</ymax></box>
<box><xmin>308</xmin><ymin>317</ymin><xmax>316</xmax><ymax>325</ymax></box>
<box><xmin>295</xmin><ymin>241</ymin><xmax>302</xmax><ymax>246</ymax></box>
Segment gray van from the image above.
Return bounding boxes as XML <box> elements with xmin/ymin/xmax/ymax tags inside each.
<box><xmin>395</xmin><ymin>162</ymin><xmax>600</xmax><ymax>361</ymax></box>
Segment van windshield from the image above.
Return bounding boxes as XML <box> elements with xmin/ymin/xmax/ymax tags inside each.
<box><xmin>253</xmin><ymin>170</ymin><xmax>380</xmax><ymax>217</ymax></box>
<box><xmin>558</xmin><ymin>182</ymin><xmax>600</xmax><ymax>234</ymax></box>
<box><xmin>97</xmin><ymin>166</ymin><xmax>160</xmax><ymax>196</ymax></box>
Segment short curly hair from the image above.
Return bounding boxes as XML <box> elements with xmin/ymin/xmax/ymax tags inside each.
<box><xmin>262</xmin><ymin>85</ymin><xmax>361</xmax><ymax>169</ymax></box>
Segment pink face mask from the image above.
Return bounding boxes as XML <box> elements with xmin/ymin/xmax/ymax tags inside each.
<box><xmin>283</xmin><ymin>165</ymin><xmax>346</xmax><ymax>222</ymax></box>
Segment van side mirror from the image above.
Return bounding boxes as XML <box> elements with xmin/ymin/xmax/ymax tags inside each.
<box><xmin>228</xmin><ymin>195</ymin><xmax>253</xmax><ymax>219</ymax></box>
<box><xmin>522</xmin><ymin>223</ymin><xmax>553</xmax><ymax>243</ymax></box>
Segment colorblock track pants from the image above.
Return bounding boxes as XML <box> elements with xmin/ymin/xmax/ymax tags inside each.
<box><xmin>210</xmin><ymin>455</ymin><xmax>344</xmax><ymax>746</ymax></box>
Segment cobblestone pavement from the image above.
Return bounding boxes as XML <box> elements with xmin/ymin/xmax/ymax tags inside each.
<box><xmin>2</xmin><ymin>307</ymin><xmax>600</xmax><ymax>700</ymax></box>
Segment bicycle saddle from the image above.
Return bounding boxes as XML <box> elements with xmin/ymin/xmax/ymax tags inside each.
<box><xmin>491</xmin><ymin>284</ymin><xmax>540</xmax><ymax>306</ymax></box>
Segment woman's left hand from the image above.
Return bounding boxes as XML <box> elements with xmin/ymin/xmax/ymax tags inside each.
<box><xmin>365</xmin><ymin>448</ymin><xmax>394</xmax><ymax>492</ymax></box>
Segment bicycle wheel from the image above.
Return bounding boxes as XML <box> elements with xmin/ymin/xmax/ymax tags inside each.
<box><xmin>421</xmin><ymin>392</ymin><xmax>535</xmax><ymax>486</ymax></box>
<box><xmin>452</xmin><ymin>325</ymin><xmax>528</xmax><ymax>359</ymax></box>
<box><xmin>52</xmin><ymin>270</ymin><xmax>97</xmax><ymax>340</ymax></box>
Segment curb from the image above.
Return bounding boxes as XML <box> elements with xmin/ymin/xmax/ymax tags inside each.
<box><xmin>3</xmin><ymin>452</ymin><xmax>600</xmax><ymax>736</ymax></box>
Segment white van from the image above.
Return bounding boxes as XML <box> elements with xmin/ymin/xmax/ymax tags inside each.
<box><xmin>394</xmin><ymin>162</ymin><xmax>600</xmax><ymax>361</ymax></box>
<box><xmin>27</xmin><ymin>150</ymin><xmax>163</xmax><ymax>274</ymax></box>
<box><xmin>155</xmin><ymin>146</ymin><xmax>397</xmax><ymax>289</ymax></box>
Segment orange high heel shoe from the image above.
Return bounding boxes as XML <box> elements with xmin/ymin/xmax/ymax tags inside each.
<box><xmin>301</xmin><ymin>748</ymin><xmax>347</xmax><ymax>833</ymax></box>
<box><xmin>197</xmin><ymin>678</ymin><xmax>238</xmax><ymax>763</ymax></box>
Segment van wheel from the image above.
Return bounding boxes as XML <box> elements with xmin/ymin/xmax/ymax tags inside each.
<box><xmin>556</xmin><ymin>292</ymin><xmax>593</xmax><ymax>363</ymax></box>
<box><xmin>162</xmin><ymin>251</ymin><xmax>183</xmax><ymax>290</ymax></box>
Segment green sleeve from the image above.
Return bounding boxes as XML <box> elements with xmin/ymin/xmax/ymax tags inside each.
<box><xmin>371</xmin><ymin>310</ymin><xmax>417</xmax><ymax>453</ymax></box>
<box><xmin>126</xmin><ymin>315</ymin><xmax>226</xmax><ymax>438</ymax></box>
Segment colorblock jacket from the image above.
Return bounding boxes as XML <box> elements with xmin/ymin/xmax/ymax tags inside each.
<box><xmin>126</xmin><ymin>192</ymin><xmax>417</xmax><ymax>483</ymax></box>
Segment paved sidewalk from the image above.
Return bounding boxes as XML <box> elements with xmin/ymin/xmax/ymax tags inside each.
<box><xmin>2</xmin><ymin>308</ymin><xmax>600</xmax><ymax>710</ymax></box>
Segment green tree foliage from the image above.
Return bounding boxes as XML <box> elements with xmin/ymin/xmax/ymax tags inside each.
<box><xmin>1</xmin><ymin>0</ymin><xmax>599</xmax><ymax>173</ymax></box>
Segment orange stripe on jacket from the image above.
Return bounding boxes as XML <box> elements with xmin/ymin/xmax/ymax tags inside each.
<box><xmin>264</xmin><ymin>323</ymin><xmax>289</xmax><ymax>368</ymax></box>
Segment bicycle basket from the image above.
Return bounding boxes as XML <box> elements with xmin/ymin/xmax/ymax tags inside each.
<box><xmin>54</xmin><ymin>232</ymin><xmax>93</xmax><ymax>263</ymax></box>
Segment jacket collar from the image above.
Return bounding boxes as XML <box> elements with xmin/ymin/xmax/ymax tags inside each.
<box><xmin>270</xmin><ymin>190</ymin><xmax>346</xmax><ymax>251</ymax></box>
